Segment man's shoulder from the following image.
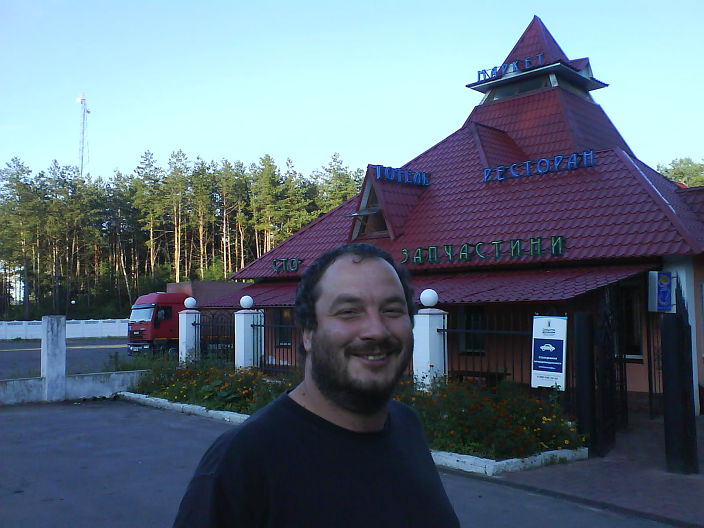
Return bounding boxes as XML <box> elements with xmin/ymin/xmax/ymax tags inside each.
<box><xmin>388</xmin><ymin>399</ymin><xmax>422</xmax><ymax>424</ymax></box>
<box><xmin>223</xmin><ymin>393</ymin><xmax>292</xmax><ymax>441</ymax></box>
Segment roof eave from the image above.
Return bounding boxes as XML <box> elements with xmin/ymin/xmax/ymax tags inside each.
<box><xmin>466</xmin><ymin>63</ymin><xmax>608</xmax><ymax>93</ymax></box>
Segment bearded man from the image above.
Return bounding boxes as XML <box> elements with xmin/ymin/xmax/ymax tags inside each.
<box><xmin>173</xmin><ymin>243</ymin><xmax>459</xmax><ymax>527</ymax></box>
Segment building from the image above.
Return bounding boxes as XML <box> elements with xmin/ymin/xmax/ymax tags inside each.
<box><xmin>212</xmin><ymin>17</ymin><xmax>704</xmax><ymax>443</ymax></box>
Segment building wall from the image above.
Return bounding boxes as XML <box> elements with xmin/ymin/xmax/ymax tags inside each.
<box><xmin>663</xmin><ymin>256</ymin><xmax>702</xmax><ymax>415</ymax></box>
<box><xmin>442</xmin><ymin>283</ymin><xmax>666</xmax><ymax>412</ymax></box>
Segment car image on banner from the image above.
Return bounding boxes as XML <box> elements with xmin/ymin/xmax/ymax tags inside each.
<box><xmin>533</xmin><ymin>339</ymin><xmax>564</xmax><ymax>372</ymax></box>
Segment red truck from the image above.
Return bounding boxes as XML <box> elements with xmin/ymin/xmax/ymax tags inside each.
<box><xmin>127</xmin><ymin>292</ymin><xmax>188</xmax><ymax>355</ymax></box>
<box><xmin>127</xmin><ymin>281</ymin><xmax>245</xmax><ymax>355</ymax></box>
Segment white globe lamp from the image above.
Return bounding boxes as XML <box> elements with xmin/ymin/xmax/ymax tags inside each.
<box><xmin>240</xmin><ymin>295</ymin><xmax>254</xmax><ymax>309</ymax></box>
<box><xmin>184</xmin><ymin>297</ymin><xmax>197</xmax><ymax>309</ymax></box>
<box><xmin>419</xmin><ymin>288</ymin><xmax>439</xmax><ymax>307</ymax></box>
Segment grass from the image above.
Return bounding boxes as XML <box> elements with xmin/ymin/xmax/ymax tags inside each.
<box><xmin>124</xmin><ymin>357</ymin><xmax>584</xmax><ymax>460</ymax></box>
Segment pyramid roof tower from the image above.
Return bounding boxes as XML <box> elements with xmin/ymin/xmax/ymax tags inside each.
<box><xmin>222</xmin><ymin>16</ymin><xmax>704</xmax><ymax>307</ymax></box>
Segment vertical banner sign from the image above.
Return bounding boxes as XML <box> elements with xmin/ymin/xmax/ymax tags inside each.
<box><xmin>531</xmin><ymin>315</ymin><xmax>568</xmax><ymax>391</ymax></box>
<box><xmin>648</xmin><ymin>271</ymin><xmax>676</xmax><ymax>313</ymax></box>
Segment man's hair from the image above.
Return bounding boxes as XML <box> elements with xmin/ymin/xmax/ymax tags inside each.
<box><xmin>294</xmin><ymin>243</ymin><xmax>415</xmax><ymax>336</ymax></box>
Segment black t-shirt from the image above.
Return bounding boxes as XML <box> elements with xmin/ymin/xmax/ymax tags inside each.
<box><xmin>173</xmin><ymin>393</ymin><xmax>460</xmax><ymax>527</ymax></box>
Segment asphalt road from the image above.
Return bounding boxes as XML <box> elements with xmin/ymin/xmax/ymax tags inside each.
<box><xmin>0</xmin><ymin>400</ymin><xmax>677</xmax><ymax>528</ymax></box>
<box><xmin>0</xmin><ymin>337</ymin><xmax>129</xmax><ymax>379</ymax></box>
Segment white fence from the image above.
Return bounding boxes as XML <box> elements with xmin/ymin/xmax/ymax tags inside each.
<box><xmin>0</xmin><ymin>319</ymin><xmax>128</xmax><ymax>340</ymax></box>
<box><xmin>0</xmin><ymin>316</ymin><xmax>144</xmax><ymax>405</ymax></box>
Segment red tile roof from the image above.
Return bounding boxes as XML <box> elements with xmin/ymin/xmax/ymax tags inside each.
<box><xmin>209</xmin><ymin>281</ymin><xmax>299</xmax><ymax>308</ymax></box>
<box><xmin>466</xmin><ymin>88</ymin><xmax>632</xmax><ymax>159</ymax></box>
<box><xmin>370</xmin><ymin>166</ymin><xmax>426</xmax><ymax>240</ymax></box>
<box><xmin>678</xmin><ymin>187</ymin><xmax>704</xmax><ymax>220</ymax></box>
<box><xmin>471</xmin><ymin>123</ymin><xmax>527</xmax><ymax>167</ymax></box>
<box><xmin>411</xmin><ymin>264</ymin><xmax>652</xmax><ymax>303</ymax></box>
<box><xmin>231</xmin><ymin>199</ymin><xmax>355</xmax><ymax>280</ymax></box>
<box><xmin>230</xmin><ymin>17</ymin><xmax>704</xmax><ymax>284</ymax></box>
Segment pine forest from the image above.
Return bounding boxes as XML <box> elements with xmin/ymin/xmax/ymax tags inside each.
<box><xmin>0</xmin><ymin>152</ymin><xmax>363</xmax><ymax>320</ymax></box>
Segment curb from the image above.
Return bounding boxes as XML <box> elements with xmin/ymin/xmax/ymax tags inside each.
<box><xmin>117</xmin><ymin>391</ymin><xmax>587</xmax><ymax>476</ymax></box>
<box><xmin>432</xmin><ymin>446</ymin><xmax>588</xmax><ymax>476</ymax></box>
<box><xmin>117</xmin><ymin>392</ymin><xmax>249</xmax><ymax>425</ymax></box>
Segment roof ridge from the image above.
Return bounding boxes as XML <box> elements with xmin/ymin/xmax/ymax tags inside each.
<box><xmin>401</xmin><ymin>126</ymin><xmax>470</xmax><ymax>168</ymax></box>
<box><xmin>473</xmin><ymin>122</ymin><xmax>508</xmax><ymax>134</ymax></box>
<box><xmin>615</xmin><ymin>149</ymin><xmax>704</xmax><ymax>254</ymax></box>
<box><xmin>468</xmin><ymin>123</ymin><xmax>491</xmax><ymax>170</ymax></box>
<box><xmin>555</xmin><ymin>89</ymin><xmax>581</xmax><ymax>152</ymax></box>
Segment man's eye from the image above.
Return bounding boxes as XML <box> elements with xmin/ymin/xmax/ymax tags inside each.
<box><xmin>336</xmin><ymin>309</ymin><xmax>359</xmax><ymax>317</ymax></box>
<box><xmin>383</xmin><ymin>307</ymin><xmax>406</xmax><ymax>317</ymax></box>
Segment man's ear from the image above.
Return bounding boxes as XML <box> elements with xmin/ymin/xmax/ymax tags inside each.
<box><xmin>302</xmin><ymin>329</ymin><xmax>313</xmax><ymax>354</ymax></box>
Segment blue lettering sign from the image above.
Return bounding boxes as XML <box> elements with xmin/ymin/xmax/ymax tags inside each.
<box><xmin>475</xmin><ymin>52</ymin><xmax>545</xmax><ymax>83</ymax></box>
<box><xmin>374</xmin><ymin>165</ymin><xmax>430</xmax><ymax>187</ymax></box>
<box><xmin>482</xmin><ymin>150</ymin><xmax>596</xmax><ymax>183</ymax></box>
<box><xmin>401</xmin><ymin>236</ymin><xmax>566</xmax><ymax>265</ymax></box>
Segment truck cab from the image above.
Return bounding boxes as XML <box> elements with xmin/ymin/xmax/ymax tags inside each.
<box><xmin>127</xmin><ymin>292</ymin><xmax>188</xmax><ymax>355</ymax></box>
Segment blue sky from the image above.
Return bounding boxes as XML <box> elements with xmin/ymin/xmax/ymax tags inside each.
<box><xmin>1</xmin><ymin>0</ymin><xmax>702</xmax><ymax>180</ymax></box>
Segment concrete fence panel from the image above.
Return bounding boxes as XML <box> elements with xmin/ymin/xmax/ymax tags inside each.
<box><xmin>0</xmin><ymin>319</ymin><xmax>128</xmax><ymax>340</ymax></box>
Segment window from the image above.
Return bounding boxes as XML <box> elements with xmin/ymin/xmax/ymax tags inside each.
<box><xmin>487</xmin><ymin>75</ymin><xmax>550</xmax><ymax>102</ymax></box>
<box><xmin>129</xmin><ymin>306</ymin><xmax>154</xmax><ymax>323</ymax></box>
<box><xmin>458</xmin><ymin>306</ymin><xmax>486</xmax><ymax>355</ymax></box>
<box><xmin>275</xmin><ymin>308</ymin><xmax>294</xmax><ymax>347</ymax></box>
<box><xmin>157</xmin><ymin>306</ymin><xmax>172</xmax><ymax>321</ymax></box>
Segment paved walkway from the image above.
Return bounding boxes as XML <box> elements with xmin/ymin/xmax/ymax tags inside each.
<box><xmin>497</xmin><ymin>412</ymin><xmax>704</xmax><ymax>528</ymax></box>
<box><xmin>1</xmin><ymin>399</ymin><xmax>701</xmax><ymax>527</ymax></box>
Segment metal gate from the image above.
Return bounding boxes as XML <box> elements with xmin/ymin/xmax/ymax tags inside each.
<box><xmin>591</xmin><ymin>286</ymin><xmax>629</xmax><ymax>455</ymax></box>
<box><xmin>441</xmin><ymin>309</ymin><xmax>578</xmax><ymax>416</ymax></box>
<box><xmin>251</xmin><ymin>310</ymin><xmax>300</xmax><ymax>376</ymax></box>
<box><xmin>194</xmin><ymin>311</ymin><xmax>235</xmax><ymax>363</ymax></box>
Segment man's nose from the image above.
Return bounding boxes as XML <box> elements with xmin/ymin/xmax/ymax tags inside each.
<box><xmin>359</xmin><ymin>311</ymin><xmax>391</xmax><ymax>340</ymax></box>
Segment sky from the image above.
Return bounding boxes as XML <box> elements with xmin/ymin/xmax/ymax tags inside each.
<box><xmin>1</xmin><ymin>0</ymin><xmax>703</xmax><ymax>180</ymax></box>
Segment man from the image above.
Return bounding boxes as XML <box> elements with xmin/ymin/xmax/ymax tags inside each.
<box><xmin>173</xmin><ymin>243</ymin><xmax>459</xmax><ymax>527</ymax></box>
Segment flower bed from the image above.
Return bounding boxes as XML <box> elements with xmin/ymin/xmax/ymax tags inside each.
<box><xmin>394</xmin><ymin>378</ymin><xmax>584</xmax><ymax>460</ymax></box>
<box><xmin>132</xmin><ymin>360</ymin><xmax>584</xmax><ymax>461</ymax></box>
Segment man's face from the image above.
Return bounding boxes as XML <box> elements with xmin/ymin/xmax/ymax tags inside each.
<box><xmin>302</xmin><ymin>255</ymin><xmax>413</xmax><ymax>414</ymax></box>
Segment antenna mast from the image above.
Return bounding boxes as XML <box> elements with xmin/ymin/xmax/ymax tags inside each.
<box><xmin>77</xmin><ymin>94</ymin><xmax>90</xmax><ymax>178</ymax></box>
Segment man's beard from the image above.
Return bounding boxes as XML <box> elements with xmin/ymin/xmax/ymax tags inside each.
<box><xmin>309</xmin><ymin>335</ymin><xmax>410</xmax><ymax>416</ymax></box>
